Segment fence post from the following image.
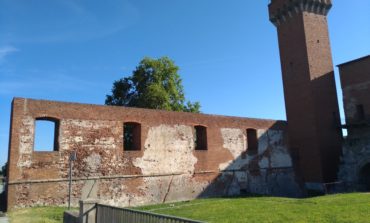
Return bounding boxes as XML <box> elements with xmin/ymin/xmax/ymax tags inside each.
<box><xmin>79</xmin><ymin>199</ymin><xmax>99</xmax><ymax>223</ymax></box>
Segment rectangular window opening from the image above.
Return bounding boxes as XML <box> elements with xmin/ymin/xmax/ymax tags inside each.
<box><xmin>247</xmin><ymin>128</ymin><xmax>258</xmax><ymax>155</ymax></box>
<box><xmin>124</xmin><ymin>122</ymin><xmax>141</xmax><ymax>151</ymax></box>
<box><xmin>194</xmin><ymin>125</ymin><xmax>207</xmax><ymax>150</ymax></box>
<box><xmin>34</xmin><ymin>118</ymin><xmax>59</xmax><ymax>152</ymax></box>
<box><xmin>356</xmin><ymin>104</ymin><xmax>365</xmax><ymax>121</ymax></box>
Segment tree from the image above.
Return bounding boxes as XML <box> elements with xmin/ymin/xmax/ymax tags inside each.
<box><xmin>0</xmin><ymin>162</ymin><xmax>7</xmax><ymax>177</ymax></box>
<box><xmin>105</xmin><ymin>57</ymin><xmax>201</xmax><ymax>113</ymax></box>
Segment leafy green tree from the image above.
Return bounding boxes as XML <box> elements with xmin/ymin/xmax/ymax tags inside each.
<box><xmin>0</xmin><ymin>162</ymin><xmax>7</xmax><ymax>177</ymax></box>
<box><xmin>105</xmin><ymin>57</ymin><xmax>200</xmax><ymax>113</ymax></box>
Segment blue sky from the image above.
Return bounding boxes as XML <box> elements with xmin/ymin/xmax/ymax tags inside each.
<box><xmin>0</xmin><ymin>0</ymin><xmax>369</xmax><ymax>167</ymax></box>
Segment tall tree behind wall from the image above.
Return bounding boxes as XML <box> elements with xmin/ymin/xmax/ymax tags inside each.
<box><xmin>105</xmin><ymin>57</ymin><xmax>200</xmax><ymax>113</ymax></box>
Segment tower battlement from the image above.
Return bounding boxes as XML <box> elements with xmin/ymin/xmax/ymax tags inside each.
<box><xmin>269</xmin><ymin>0</ymin><xmax>332</xmax><ymax>26</ymax></box>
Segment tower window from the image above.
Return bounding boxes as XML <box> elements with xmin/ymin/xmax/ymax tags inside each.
<box><xmin>124</xmin><ymin>122</ymin><xmax>141</xmax><ymax>151</ymax></box>
<box><xmin>194</xmin><ymin>125</ymin><xmax>207</xmax><ymax>150</ymax></box>
<box><xmin>247</xmin><ymin>128</ymin><xmax>258</xmax><ymax>155</ymax></box>
<box><xmin>34</xmin><ymin>117</ymin><xmax>59</xmax><ymax>152</ymax></box>
<box><xmin>356</xmin><ymin>104</ymin><xmax>365</xmax><ymax>121</ymax></box>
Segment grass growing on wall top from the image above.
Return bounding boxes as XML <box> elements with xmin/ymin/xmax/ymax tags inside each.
<box><xmin>136</xmin><ymin>193</ymin><xmax>370</xmax><ymax>223</ymax></box>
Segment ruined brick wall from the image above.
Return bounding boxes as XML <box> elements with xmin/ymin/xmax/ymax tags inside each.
<box><xmin>338</xmin><ymin>137</ymin><xmax>370</xmax><ymax>191</ymax></box>
<box><xmin>7</xmin><ymin>98</ymin><xmax>300</xmax><ymax>210</ymax></box>
<box><xmin>338</xmin><ymin>55</ymin><xmax>370</xmax><ymax>190</ymax></box>
<box><xmin>339</xmin><ymin>55</ymin><xmax>370</xmax><ymax>137</ymax></box>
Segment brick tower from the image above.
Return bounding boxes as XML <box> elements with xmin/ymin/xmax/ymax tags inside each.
<box><xmin>268</xmin><ymin>0</ymin><xmax>342</xmax><ymax>187</ymax></box>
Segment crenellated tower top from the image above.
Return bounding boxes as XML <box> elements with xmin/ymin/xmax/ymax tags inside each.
<box><xmin>268</xmin><ymin>0</ymin><xmax>332</xmax><ymax>26</ymax></box>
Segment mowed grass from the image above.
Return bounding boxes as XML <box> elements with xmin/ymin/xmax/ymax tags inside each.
<box><xmin>8</xmin><ymin>206</ymin><xmax>70</xmax><ymax>223</ymax></box>
<box><xmin>6</xmin><ymin>193</ymin><xmax>370</xmax><ymax>223</ymax></box>
<box><xmin>136</xmin><ymin>193</ymin><xmax>370</xmax><ymax>223</ymax></box>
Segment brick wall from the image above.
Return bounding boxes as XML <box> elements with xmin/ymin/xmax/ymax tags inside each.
<box><xmin>338</xmin><ymin>55</ymin><xmax>370</xmax><ymax>190</ymax></box>
<box><xmin>6</xmin><ymin>98</ymin><xmax>300</xmax><ymax>210</ymax></box>
<box><xmin>339</xmin><ymin>55</ymin><xmax>370</xmax><ymax>137</ymax></box>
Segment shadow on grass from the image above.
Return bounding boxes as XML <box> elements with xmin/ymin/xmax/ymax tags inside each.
<box><xmin>187</xmin><ymin>191</ymin><xmax>368</xmax><ymax>202</ymax></box>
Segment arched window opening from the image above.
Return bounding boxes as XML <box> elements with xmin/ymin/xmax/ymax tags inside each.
<box><xmin>247</xmin><ymin>128</ymin><xmax>258</xmax><ymax>155</ymax></box>
<box><xmin>194</xmin><ymin>125</ymin><xmax>207</xmax><ymax>150</ymax></box>
<box><xmin>124</xmin><ymin>122</ymin><xmax>141</xmax><ymax>151</ymax></box>
<box><xmin>34</xmin><ymin>117</ymin><xmax>59</xmax><ymax>152</ymax></box>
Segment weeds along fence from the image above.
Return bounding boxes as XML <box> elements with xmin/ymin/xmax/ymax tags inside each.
<box><xmin>96</xmin><ymin>204</ymin><xmax>204</xmax><ymax>223</ymax></box>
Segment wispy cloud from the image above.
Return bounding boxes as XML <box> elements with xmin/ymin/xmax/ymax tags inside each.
<box><xmin>0</xmin><ymin>72</ymin><xmax>102</xmax><ymax>95</ymax></box>
<box><xmin>0</xmin><ymin>46</ymin><xmax>19</xmax><ymax>62</ymax></box>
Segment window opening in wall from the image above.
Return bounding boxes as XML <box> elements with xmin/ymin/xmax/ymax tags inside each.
<box><xmin>34</xmin><ymin>118</ymin><xmax>59</xmax><ymax>152</ymax></box>
<box><xmin>359</xmin><ymin>163</ymin><xmax>370</xmax><ymax>191</ymax></box>
<box><xmin>356</xmin><ymin>104</ymin><xmax>365</xmax><ymax>121</ymax></box>
<box><xmin>124</xmin><ymin>122</ymin><xmax>141</xmax><ymax>151</ymax></box>
<box><xmin>332</xmin><ymin>111</ymin><xmax>337</xmax><ymax>121</ymax></box>
<box><xmin>194</xmin><ymin>125</ymin><xmax>207</xmax><ymax>150</ymax></box>
<box><xmin>290</xmin><ymin>148</ymin><xmax>300</xmax><ymax>162</ymax></box>
<box><xmin>247</xmin><ymin>128</ymin><xmax>258</xmax><ymax>155</ymax></box>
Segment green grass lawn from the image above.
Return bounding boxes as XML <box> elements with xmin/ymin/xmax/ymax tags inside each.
<box><xmin>8</xmin><ymin>206</ymin><xmax>71</xmax><ymax>223</ymax></box>
<box><xmin>136</xmin><ymin>193</ymin><xmax>370</xmax><ymax>223</ymax></box>
<box><xmin>7</xmin><ymin>193</ymin><xmax>370</xmax><ymax>223</ymax></box>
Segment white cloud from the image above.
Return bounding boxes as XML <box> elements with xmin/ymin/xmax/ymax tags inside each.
<box><xmin>0</xmin><ymin>46</ymin><xmax>19</xmax><ymax>62</ymax></box>
<box><xmin>0</xmin><ymin>72</ymin><xmax>102</xmax><ymax>95</ymax></box>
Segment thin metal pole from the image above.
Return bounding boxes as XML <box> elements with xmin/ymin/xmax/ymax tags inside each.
<box><xmin>68</xmin><ymin>157</ymin><xmax>72</xmax><ymax>210</ymax></box>
<box><xmin>68</xmin><ymin>151</ymin><xmax>76</xmax><ymax>210</ymax></box>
